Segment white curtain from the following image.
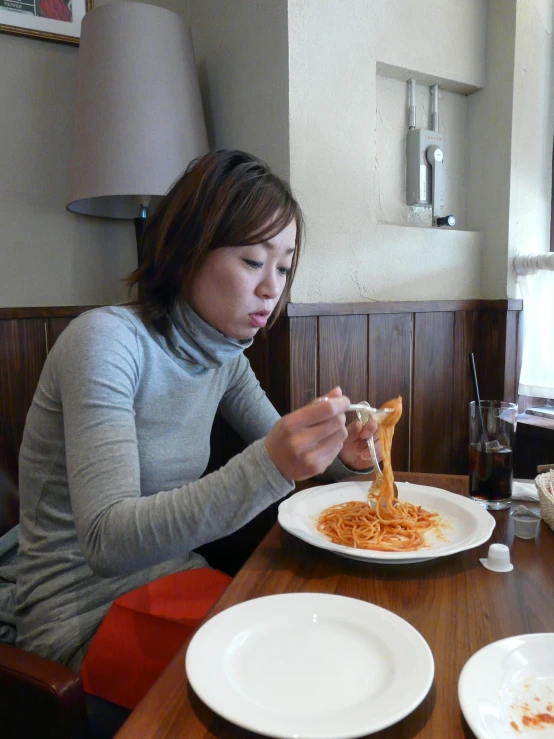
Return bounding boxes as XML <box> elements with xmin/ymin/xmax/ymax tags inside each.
<box><xmin>517</xmin><ymin>260</ymin><xmax>554</xmax><ymax>398</ymax></box>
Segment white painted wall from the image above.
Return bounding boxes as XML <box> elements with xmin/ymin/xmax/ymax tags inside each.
<box><xmin>0</xmin><ymin>32</ymin><xmax>136</xmax><ymax>307</ymax></box>
<box><xmin>288</xmin><ymin>0</ymin><xmax>488</xmax><ymax>303</ymax></box>
<box><xmin>0</xmin><ymin>0</ymin><xmax>288</xmax><ymax>307</ymax></box>
<box><xmin>465</xmin><ymin>0</ymin><xmax>516</xmax><ymax>300</ymax></box>
<box><xmin>376</xmin><ymin>76</ymin><xmax>470</xmax><ymax>231</ymax></box>
<box><xmin>0</xmin><ymin>0</ymin><xmax>189</xmax><ymax>308</ymax></box>
<box><xmin>187</xmin><ymin>0</ymin><xmax>289</xmax><ymax>180</ymax></box>
<box><xmin>0</xmin><ymin>0</ymin><xmax>551</xmax><ymax>307</ymax></box>
<box><xmin>465</xmin><ymin>0</ymin><xmax>554</xmax><ymax>300</ymax></box>
<box><xmin>509</xmin><ymin>0</ymin><xmax>554</xmax><ymax>297</ymax></box>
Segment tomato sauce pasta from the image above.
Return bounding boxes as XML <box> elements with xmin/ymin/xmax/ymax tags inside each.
<box><xmin>317</xmin><ymin>397</ymin><xmax>439</xmax><ymax>552</ymax></box>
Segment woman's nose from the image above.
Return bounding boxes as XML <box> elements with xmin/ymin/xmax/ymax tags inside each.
<box><xmin>257</xmin><ymin>272</ymin><xmax>282</xmax><ymax>299</ymax></box>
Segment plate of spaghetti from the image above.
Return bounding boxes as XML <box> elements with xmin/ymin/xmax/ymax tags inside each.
<box><xmin>279</xmin><ymin>396</ymin><xmax>495</xmax><ymax>563</ymax></box>
<box><xmin>278</xmin><ymin>479</ymin><xmax>495</xmax><ymax>563</ymax></box>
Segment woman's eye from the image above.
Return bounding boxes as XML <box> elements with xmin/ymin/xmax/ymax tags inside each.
<box><xmin>244</xmin><ymin>259</ymin><xmax>263</xmax><ymax>269</ymax></box>
<box><xmin>278</xmin><ymin>266</ymin><xmax>291</xmax><ymax>276</ymax></box>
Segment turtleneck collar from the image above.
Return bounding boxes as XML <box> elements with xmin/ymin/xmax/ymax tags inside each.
<box><xmin>167</xmin><ymin>302</ymin><xmax>253</xmax><ymax>370</ymax></box>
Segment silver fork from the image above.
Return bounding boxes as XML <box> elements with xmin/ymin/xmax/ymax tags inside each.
<box><xmin>349</xmin><ymin>403</ymin><xmax>394</xmax><ymax>425</ymax></box>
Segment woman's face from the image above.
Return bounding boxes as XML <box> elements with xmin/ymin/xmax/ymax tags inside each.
<box><xmin>189</xmin><ymin>219</ymin><xmax>297</xmax><ymax>340</ymax></box>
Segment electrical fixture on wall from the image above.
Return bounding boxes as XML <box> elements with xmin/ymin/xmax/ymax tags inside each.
<box><xmin>406</xmin><ymin>80</ymin><xmax>456</xmax><ymax>228</ymax></box>
<box><xmin>66</xmin><ymin>2</ymin><xmax>209</xmax><ymax>264</ymax></box>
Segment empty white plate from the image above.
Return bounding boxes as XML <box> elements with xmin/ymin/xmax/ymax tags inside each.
<box><xmin>278</xmin><ymin>481</ymin><xmax>495</xmax><ymax>564</ymax></box>
<box><xmin>186</xmin><ymin>592</ymin><xmax>434</xmax><ymax>739</ymax></box>
<box><xmin>458</xmin><ymin>634</ymin><xmax>554</xmax><ymax>738</ymax></box>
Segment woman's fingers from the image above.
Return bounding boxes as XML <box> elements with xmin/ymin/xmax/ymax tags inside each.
<box><xmin>359</xmin><ymin>418</ymin><xmax>378</xmax><ymax>439</ymax></box>
<box><xmin>338</xmin><ymin>417</ymin><xmax>382</xmax><ymax>469</ymax></box>
<box><xmin>288</xmin><ymin>394</ymin><xmax>349</xmax><ymax>430</ymax></box>
<box><xmin>264</xmin><ymin>389</ymin><xmax>351</xmax><ymax>481</ymax></box>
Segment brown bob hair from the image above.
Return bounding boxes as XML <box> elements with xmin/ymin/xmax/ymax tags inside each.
<box><xmin>127</xmin><ymin>149</ymin><xmax>304</xmax><ymax>341</ymax></box>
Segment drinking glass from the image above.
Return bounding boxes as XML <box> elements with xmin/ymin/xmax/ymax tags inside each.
<box><xmin>469</xmin><ymin>401</ymin><xmax>518</xmax><ymax>510</ymax></box>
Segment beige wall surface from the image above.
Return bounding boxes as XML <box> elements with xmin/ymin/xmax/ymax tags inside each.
<box><xmin>288</xmin><ymin>0</ymin><xmax>488</xmax><ymax>302</ymax></box>
<box><xmin>509</xmin><ymin>0</ymin><xmax>554</xmax><ymax>297</ymax></box>
<box><xmin>288</xmin><ymin>0</ymin><xmax>553</xmax><ymax>303</ymax></box>
<box><xmin>0</xmin><ymin>0</ymin><xmax>192</xmax><ymax>308</ymax></box>
<box><xmin>376</xmin><ymin>76</ymin><xmax>470</xmax><ymax>231</ymax></box>
<box><xmin>0</xmin><ymin>0</ymin><xmax>552</xmax><ymax>307</ymax></box>
<box><xmin>0</xmin><ymin>31</ymin><xmax>136</xmax><ymax>307</ymax></box>
<box><xmin>0</xmin><ymin>0</ymin><xmax>288</xmax><ymax>307</ymax></box>
<box><xmin>465</xmin><ymin>0</ymin><xmax>516</xmax><ymax>300</ymax></box>
<box><xmin>187</xmin><ymin>0</ymin><xmax>289</xmax><ymax>180</ymax></box>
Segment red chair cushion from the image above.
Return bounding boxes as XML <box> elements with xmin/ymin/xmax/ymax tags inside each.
<box><xmin>80</xmin><ymin>568</ymin><xmax>231</xmax><ymax>709</ymax></box>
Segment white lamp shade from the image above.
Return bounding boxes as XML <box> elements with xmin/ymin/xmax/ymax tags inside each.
<box><xmin>67</xmin><ymin>2</ymin><xmax>208</xmax><ymax>219</ymax></box>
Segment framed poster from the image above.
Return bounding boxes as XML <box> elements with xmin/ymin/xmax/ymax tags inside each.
<box><xmin>0</xmin><ymin>0</ymin><xmax>92</xmax><ymax>45</ymax></box>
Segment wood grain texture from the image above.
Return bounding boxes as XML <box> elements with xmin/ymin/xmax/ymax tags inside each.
<box><xmin>289</xmin><ymin>316</ymin><xmax>317</xmax><ymax>410</ymax></box>
<box><xmin>0</xmin><ymin>301</ymin><xmax>524</xmax><ymax>548</ymax></box>
<box><xmin>0</xmin><ymin>468</ymin><xmax>19</xmax><ymax>536</ymax></box>
<box><xmin>0</xmin><ymin>302</ymin><xmax>523</xmax><ymax>490</ymax></box>
<box><xmin>503</xmin><ymin>310</ymin><xmax>519</xmax><ymax>403</ymax></box>
<box><xmin>476</xmin><ymin>309</ymin><xmax>507</xmax><ymax>401</ymax></box>
<box><xmin>451</xmin><ymin>310</ymin><xmax>479</xmax><ymax>475</ymax></box>
<box><xmin>46</xmin><ymin>317</ymin><xmax>76</xmax><ymax>352</ymax></box>
<box><xmin>0</xmin><ymin>306</ymin><xmax>97</xmax><ymax>319</ymax></box>
<box><xmin>318</xmin><ymin>315</ymin><xmax>368</xmax><ymax>405</ymax></box>
<box><xmin>514</xmin><ymin>414</ymin><xmax>554</xmax><ymax>478</ymax></box>
<box><xmin>412</xmin><ymin>312</ymin><xmax>454</xmax><ymax>473</ymax></box>
<box><xmin>0</xmin><ymin>319</ymin><xmax>47</xmax><ymax>482</ymax></box>
<box><xmin>515</xmin><ymin>309</ymin><xmax>535</xmax><ymax>412</ymax></box>
<box><xmin>368</xmin><ymin>313</ymin><xmax>412</xmax><ymax>471</ymax></box>
<box><xmin>244</xmin><ymin>331</ymin><xmax>268</xmax><ymax>391</ymax></box>
<box><xmin>287</xmin><ymin>299</ymin><xmax>522</xmax><ymax>316</ymax></box>
<box><xmin>266</xmin><ymin>315</ymin><xmax>290</xmax><ymax>416</ymax></box>
<box><xmin>117</xmin><ymin>471</ymin><xmax>554</xmax><ymax>739</ymax></box>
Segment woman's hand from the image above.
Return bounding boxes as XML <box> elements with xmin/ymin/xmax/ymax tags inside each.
<box><xmin>265</xmin><ymin>387</ymin><xmax>350</xmax><ymax>481</ymax></box>
<box><xmin>338</xmin><ymin>416</ymin><xmax>381</xmax><ymax>471</ymax></box>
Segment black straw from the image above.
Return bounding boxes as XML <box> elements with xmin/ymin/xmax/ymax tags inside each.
<box><xmin>469</xmin><ymin>353</ymin><xmax>488</xmax><ymax>448</ymax></box>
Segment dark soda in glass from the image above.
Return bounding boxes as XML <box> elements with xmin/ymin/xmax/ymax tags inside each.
<box><xmin>469</xmin><ymin>442</ymin><xmax>513</xmax><ymax>503</ymax></box>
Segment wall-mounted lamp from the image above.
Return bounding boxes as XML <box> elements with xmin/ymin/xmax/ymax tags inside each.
<box><xmin>66</xmin><ymin>2</ymin><xmax>208</xmax><ymax>263</ymax></box>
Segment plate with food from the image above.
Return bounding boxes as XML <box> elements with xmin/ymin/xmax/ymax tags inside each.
<box><xmin>279</xmin><ymin>395</ymin><xmax>495</xmax><ymax>563</ymax></box>
<box><xmin>278</xmin><ymin>479</ymin><xmax>496</xmax><ymax>564</ymax></box>
<box><xmin>458</xmin><ymin>634</ymin><xmax>554</xmax><ymax>738</ymax></box>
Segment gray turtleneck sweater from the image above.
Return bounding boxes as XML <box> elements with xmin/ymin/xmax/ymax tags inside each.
<box><xmin>16</xmin><ymin>304</ymin><xmax>305</xmax><ymax>670</ymax></box>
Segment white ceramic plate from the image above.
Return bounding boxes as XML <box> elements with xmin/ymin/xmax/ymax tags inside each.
<box><xmin>278</xmin><ymin>481</ymin><xmax>495</xmax><ymax>564</ymax></box>
<box><xmin>458</xmin><ymin>634</ymin><xmax>554</xmax><ymax>738</ymax></box>
<box><xmin>186</xmin><ymin>593</ymin><xmax>434</xmax><ymax>739</ymax></box>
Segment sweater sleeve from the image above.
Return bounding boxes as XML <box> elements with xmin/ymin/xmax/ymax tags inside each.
<box><xmin>217</xmin><ymin>354</ymin><xmax>372</xmax><ymax>481</ymax></box>
<box><xmin>217</xmin><ymin>354</ymin><xmax>280</xmax><ymax>442</ymax></box>
<box><xmin>55</xmin><ymin>313</ymin><xmax>293</xmax><ymax>578</ymax></box>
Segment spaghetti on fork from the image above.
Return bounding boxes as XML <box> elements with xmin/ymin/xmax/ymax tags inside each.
<box><xmin>317</xmin><ymin>397</ymin><xmax>440</xmax><ymax>551</ymax></box>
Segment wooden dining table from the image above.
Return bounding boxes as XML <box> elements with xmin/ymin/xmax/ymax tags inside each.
<box><xmin>116</xmin><ymin>471</ymin><xmax>554</xmax><ymax>739</ymax></box>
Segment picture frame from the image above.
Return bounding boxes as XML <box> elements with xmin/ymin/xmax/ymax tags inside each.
<box><xmin>0</xmin><ymin>0</ymin><xmax>92</xmax><ymax>46</ymax></box>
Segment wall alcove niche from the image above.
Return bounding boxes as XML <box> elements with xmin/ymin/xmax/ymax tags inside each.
<box><xmin>375</xmin><ymin>62</ymin><xmax>482</xmax><ymax>233</ymax></box>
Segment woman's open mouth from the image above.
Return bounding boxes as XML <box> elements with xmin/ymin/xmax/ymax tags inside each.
<box><xmin>249</xmin><ymin>311</ymin><xmax>270</xmax><ymax>328</ymax></box>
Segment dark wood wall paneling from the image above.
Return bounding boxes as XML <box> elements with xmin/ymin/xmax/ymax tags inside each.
<box><xmin>0</xmin><ymin>308</ymin><xmax>92</xmax><ymax>484</ymax></box>
<box><xmin>0</xmin><ymin>300</ymin><xmax>523</xmax><ymax>565</ymax></box>
<box><xmin>282</xmin><ymin>300</ymin><xmax>523</xmax><ymax>476</ymax></box>
<box><xmin>0</xmin><ymin>300</ymin><xmax>523</xmax><ymax>486</ymax></box>
<box><xmin>412</xmin><ymin>311</ymin><xmax>454</xmax><ymax>473</ymax></box>
<box><xmin>368</xmin><ymin>313</ymin><xmax>412</xmax><ymax>472</ymax></box>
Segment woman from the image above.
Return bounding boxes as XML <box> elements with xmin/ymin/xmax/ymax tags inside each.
<box><xmin>15</xmin><ymin>149</ymin><xmax>377</xmax><ymax>713</ymax></box>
